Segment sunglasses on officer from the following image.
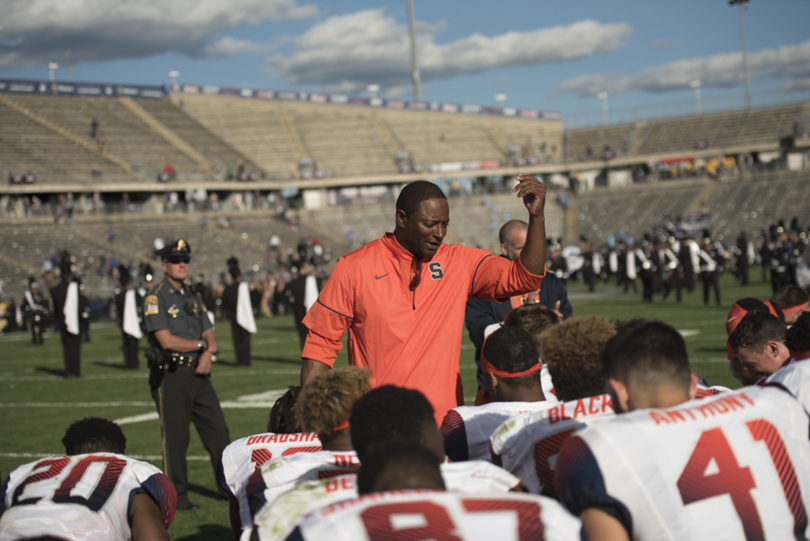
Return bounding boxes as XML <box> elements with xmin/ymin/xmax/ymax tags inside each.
<box><xmin>165</xmin><ymin>255</ymin><xmax>191</xmax><ymax>264</ymax></box>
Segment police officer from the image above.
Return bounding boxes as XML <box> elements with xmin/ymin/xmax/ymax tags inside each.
<box><xmin>143</xmin><ymin>239</ymin><xmax>230</xmax><ymax>511</ymax></box>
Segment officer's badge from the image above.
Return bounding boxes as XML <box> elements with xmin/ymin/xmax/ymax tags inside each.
<box><xmin>144</xmin><ymin>295</ymin><xmax>159</xmax><ymax>315</ymax></box>
<box><xmin>168</xmin><ymin>305</ymin><xmax>180</xmax><ymax>318</ymax></box>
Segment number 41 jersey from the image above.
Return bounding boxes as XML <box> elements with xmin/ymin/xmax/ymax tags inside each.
<box><xmin>1</xmin><ymin>452</ymin><xmax>176</xmax><ymax>541</ymax></box>
<box><xmin>556</xmin><ymin>387</ymin><xmax>810</xmax><ymax>540</ymax></box>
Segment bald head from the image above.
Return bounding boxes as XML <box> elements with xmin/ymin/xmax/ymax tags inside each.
<box><xmin>499</xmin><ymin>220</ymin><xmax>528</xmax><ymax>261</ymax></box>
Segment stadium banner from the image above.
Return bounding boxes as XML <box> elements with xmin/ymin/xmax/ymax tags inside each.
<box><xmin>0</xmin><ymin>79</ymin><xmax>167</xmax><ymax>99</ymax></box>
<box><xmin>166</xmin><ymin>82</ymin><xmax>561</xmax><ymax>121</ymax></box>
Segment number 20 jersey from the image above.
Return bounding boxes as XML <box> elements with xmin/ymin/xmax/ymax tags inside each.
<box><xmin>556</xmin><ymin>387</ymin><xmax>810</xmax><ymax>540</ymax></box>
<box><xmin>1</xmin><ymin>453</ymin><xmax>176</xmax><ymax>541</ymax></box>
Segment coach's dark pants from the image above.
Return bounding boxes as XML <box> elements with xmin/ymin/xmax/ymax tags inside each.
<box><xmin>60</xmin><ymin>329</ymin><xmax>81</xmax><ymax>377</ymax></box>
<box><xmin>152</xmin><ymin>367</ymin><xmax>230</xmax><ymax>505</ymax></box>
<box><xmin>230</xmin><ymin>321</ymin><xmax>251</xmax><ymax>366</ymax></box>
<box><xmin>123</xmin><ymin>333</ymin><xmax>140</xmax><ymax>369</ymax></box>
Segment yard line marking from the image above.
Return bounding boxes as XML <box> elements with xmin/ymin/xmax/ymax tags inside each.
<box><xmin>115</xmin><ymin>412</ymin><xmax>160</xmax><ymax>424</ymax></box>
<box><xmin>679</xmin><ymin>329</ymin><xmax>700</xmax><ymax>338</ymax></box>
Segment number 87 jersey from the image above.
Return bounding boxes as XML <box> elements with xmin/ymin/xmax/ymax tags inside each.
<box><xmin>556</xmin><ymin>386</ymin><xmax>810</xmax><ymax>541</ymax></box>
<box><xmin>1</xmin><ymin>453</ymin><xmax>176</xmax><ymax>541</ymax></box>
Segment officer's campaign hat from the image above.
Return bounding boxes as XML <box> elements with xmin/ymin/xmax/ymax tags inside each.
<box><xmin>157</xmin><ymin>239</ymin><xmax>192</xmax><ymax>263</ymax></box>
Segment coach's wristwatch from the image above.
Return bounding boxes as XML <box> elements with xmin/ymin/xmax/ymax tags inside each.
<box><xmin>197</xmin><ymin>339</ymin><xmax>209</xmax><ymax>352</ymax></box>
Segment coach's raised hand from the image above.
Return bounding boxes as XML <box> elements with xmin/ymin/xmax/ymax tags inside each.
<box><xmin>514</xmin><ymin>174</ymin><xmax>548</xmax><ymax>275</ymax></box>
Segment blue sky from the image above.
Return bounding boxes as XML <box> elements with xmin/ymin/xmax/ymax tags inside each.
<box><xmin>1</xmin><ymin>0</ymin><xmax>809</xmax><ymax>121</ymax></box>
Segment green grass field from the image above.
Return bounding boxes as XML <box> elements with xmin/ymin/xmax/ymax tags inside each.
<box><xmin>0</xmin><ymin>273</ymin><xmax>769</xmax><ymax>540</ymax></box>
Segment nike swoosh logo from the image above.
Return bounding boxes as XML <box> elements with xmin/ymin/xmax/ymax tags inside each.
<box><xmin>727</xmin><ymin>316</ymin><xmax>738</xmax><ymax>324</ymax></box>
<box><xmin>375</xmin><ymin>274</ymin><xmax>389</xmax><ymax>280</ymax></box>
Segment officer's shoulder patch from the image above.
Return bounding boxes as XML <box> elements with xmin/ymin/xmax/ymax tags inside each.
<box><xmin>144</xmin><ymin>295</ymin><xmax>159</xmax><ymax>316</ymax></box>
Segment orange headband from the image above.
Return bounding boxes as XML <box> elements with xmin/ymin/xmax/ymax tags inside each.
<box><xmin>783</xmin><ymin>302</ymin><xmax>810</xmax><ymax>315</ymax></box>
<box><xmin>481</xmin><ymin>336</ymin><xmax>541</xmax><ymax>378</ymax></box>
<box><xmin>332</xmin><ymin>419</ymin><xmax>350</xmax><ymax>432</ymax></box>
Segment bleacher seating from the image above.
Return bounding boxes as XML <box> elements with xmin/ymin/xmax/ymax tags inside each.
<box><xmin>564</xmin><ymin>103</ymin><xmax>807</xmax><ymax>162</ymax></box>
<box><xmin>5</xmin><ymin>94</ymin><xmax>201</xmax><ymax>175</ymax></box>
<box><xmin>704</xmin><ymin>170</ymin><xmax>810</xmax><ymax>238</ymax></box>
<box><xmin>576</xmin><ymin>180</ymin><xmax>705</xmax><ymax>244</ymax></box>
<box><xmin>0</xmin><ymin>100</ymin><xmax>124</xmax><ymax>182</ymax></box>
<box><xmin>134</xmin><ymin>98</ymin><xmax>260</xmax><ymax>175</ymax></box>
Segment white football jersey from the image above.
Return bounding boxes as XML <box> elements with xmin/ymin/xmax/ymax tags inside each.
<box><xmin>218</xmin><ymin>432</ymin><xmax>321</xmax><ymax>539</ymax></box>
<box><xmin>254</xmin><ymin>460</ymin><xmax>521</xmax><ymax>541</ymax></box>
<box><xmin>254</xmin><ymin>474</ymin><xmax>358</xmax><ymax>541</ymax></box>
<box><xmin>767</xmin><ymin>360</ymin><xmax>810</xmax><ymax>412</ymax></box>
<box><xmin>0</xmin><ymin>453</ymin><xmax>176</xmax><ymax>541</ymax></box>
<box><xmin>285</xmin><ymin>489</ymin><xmax>582</xmax><ymax>541</ymax></box>
<box><xmin>441</xmin><ymin>400</ymin><xmax>556</xmax><ymax>462</ymax></box>
<box><xmin>250</xmin><ymin>450</ymin><xmax>360</xmax><ymax>510</ymax></box>
<box><xmin>557</xmin><ymin>387</ymin><xmax>810</xmax><ymax>540</ymax></box>
<box><xmin>490</xmin><ymin>394</ymin><xmax>614</xmax><ymax>496</ymax></box>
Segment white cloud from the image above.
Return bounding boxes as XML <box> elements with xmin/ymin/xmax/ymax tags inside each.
<box><xmin>0</xmin><ymin>0</ymin><xmax>317</xmax><ymax>67</ymax></box>
<box><xmin>555</xmin><ymin>38</ymin><xmax>810</xmax><ymax>96</ymax></box>
<box><xmin>269</xmin><ymin>10</ymin><xmax>631</xmax><ymax>92</ymax></box>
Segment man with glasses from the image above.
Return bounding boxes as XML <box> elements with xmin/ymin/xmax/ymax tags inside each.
<box><xmin>144</xmin><ymin>239</ymin><xmax>231</xmax><ymax>511</ymax></box>
<box><xmin>301</xmin><ymin>177</ymin><xmax>548</xmax><ymax>425</ymax></box>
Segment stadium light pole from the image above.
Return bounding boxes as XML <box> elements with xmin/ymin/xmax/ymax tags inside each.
<box><xmin>730</xmin><ymin>0</ymin><xmax>751</xmax><ymax>109</ymax></box>
<box><xmin>168</xmin><ymin>70</ymin><xmax>179</xmax><ymax>90</ymax></box>
<box><xmin>597</xmin><ymin>92</ymin><xmax>609</xmax><ymax>125</ymax></box>
<box><xmin>406</xmin><ymin>0</ymin><xmax>422</xmax><ymax>102</ymax></box>
<box><xmin>690</xmin><ymin>80</ymin><xmax>703</xmax><ymax>114</ymax></box>
<box><xmin>48</xmin><ymin>62</ymin><xmax>59</xmax><ymax>81</ymax></box>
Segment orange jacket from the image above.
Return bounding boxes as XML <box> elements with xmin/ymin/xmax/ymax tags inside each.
<box><xmin>303</xmin><ymin>233</ymin><xmax>544</xmax><ymax>424</ymax></box>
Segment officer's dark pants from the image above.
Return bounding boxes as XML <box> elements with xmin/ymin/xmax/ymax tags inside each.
<box><xmin>295</xmin><ymin>318</ymin><xmax>308</xmax><ymax>351</ymax></box>
<box><xmin>583</xmin><ymin>268</ymin><xmax>595</xmax><ymax>292</ymax></box>
<box><xmin>230</xmin><ymin>321</ymin><xmax>251</xmax><ymax>366</ymax></box>
<box><xmin>123</xmin><ymin>333</ymin><xmax>140</xmax><ymax>369</ymax></box>
<box><xmin>739</xmin><ymin>262</ymin><xmax>749</xmax><ymax>285</ymax></box>
<box><xmin>152</xmin><ymin>367</ymin><xmax>230</xmax><ymax>505</ymax></box>
<box><xmin>60</xmin><ymin>329</ymin><xmax>81</xmax><ymax>376</ymax></box>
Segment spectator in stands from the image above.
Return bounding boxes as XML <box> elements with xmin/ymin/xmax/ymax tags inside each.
<box><xmin>301</xmin><ymin>178</ymin><xmax>548</xmax><ymax>425</ymax></box>
<box><xmin>466</xmin><ymin>219</ymin><xmax>571</xmax><ymax>391</ymax></box>
<box><xmin>90</xmin><ymin>118</ymin><xmax>98</xmax><ymax>139</ymax></box>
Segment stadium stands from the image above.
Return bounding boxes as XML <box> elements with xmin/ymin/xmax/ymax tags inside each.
<box><xmin>576</xmin><ymin>179</ymin><xmax>704</xmax><ymax>244</ymax></box>
<box><xmin>563</xmin><ymin>103</ymin><xmax>806</xmax><ymax>162</ymax></box>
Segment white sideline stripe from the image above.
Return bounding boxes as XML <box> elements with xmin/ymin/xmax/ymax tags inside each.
<box><xmin>0</xmin><ymin>369</ymin><xmax>300</xmax><ymax>382</ymax></box>
<box><xmin>679</xmin><ymin>329</ymin><xmax>700</xmax><ymax>337</ymax></box>
<box><xmin>0</xmin><ymin>401</ymin><xmax>280</xmax><ymax>408</ymax></box>
<box><xmin>0</xmin><ymin>452</ymin><xmax>209</xmax><ymax>461</ymax></box>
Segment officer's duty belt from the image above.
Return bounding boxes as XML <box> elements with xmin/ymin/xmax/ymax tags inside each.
<box><xmin>171</xmin><ymin>354</ymin><xmax>199</xmax><ymax>368</ymax></box>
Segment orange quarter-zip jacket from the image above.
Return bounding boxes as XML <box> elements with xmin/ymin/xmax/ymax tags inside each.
<box><xmin>302</xmin><ymin>232</ymin><xmax>545</xmax><ymax>424</ymax></box>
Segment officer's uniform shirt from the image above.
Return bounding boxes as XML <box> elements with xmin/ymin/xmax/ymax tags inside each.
<box><xmin>248</xmin><ymin>450</ymin><xmax>360</xmax><ymax>511</ymax></box>
<box><xmin>556</xmin><ymin>387</ymin><xmax>810</xmax><ymax>540</ymax></box>
<box><xmin>490</xmin><ymin>395</ymin><xmax>615</xmax><ymax>497</ymax></box>
<box><xmin>0</xmin><ymin>453</ymin><xmax>176</xmax><ymax>541</ymax></box>
<box><xmin>441</xmin><ymin>401</ymin><xmax>556</xmax><ymax>462</ymax></box>
<box><xmin>284</xmin><ymin>490</ymin><xmax>583</xmax><ymax>541</ymax></box>
<box><xmin>144</xmin><ymin>276</ymin><xmax>211</xmax><ymax>344</ymax></box>
<box><xmin>255</xmin><ymin>462</ymin><xmax>524</xmax><ymax>541</ymax></box>
<box><xmin>218</xmin><ymin>432</ymin><xmax>322</xmax><ymax>541</ymax></box>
